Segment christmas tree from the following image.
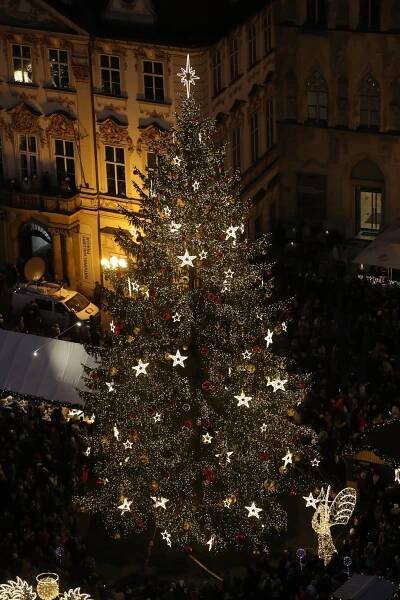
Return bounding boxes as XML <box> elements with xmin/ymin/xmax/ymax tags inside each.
<box><xmin>81</xmin><ymin>57</ymin><xmax>319</xmax><ymax>552</ymax></box>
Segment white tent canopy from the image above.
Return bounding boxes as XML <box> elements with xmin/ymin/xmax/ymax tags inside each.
<box><xmin>0</xmin><ymin>330</ymin><xmax>96</xmax><ymax>405</ymax></box>
<box><xmin>353</xmin><ymin>219</ymin><xmax>400</xmax><ymax>270</ymax></box>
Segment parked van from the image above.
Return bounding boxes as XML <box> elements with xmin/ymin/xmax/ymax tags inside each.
<box><xmin>12</xmin><ymin>282</ymin><xmax>99</xmax><ymax>337</ymax></box>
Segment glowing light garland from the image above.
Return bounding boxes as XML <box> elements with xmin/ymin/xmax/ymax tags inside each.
<box><xmin>0</xmin><ymin>575</ymin><xmax>92</xmax><ymax>600</ymax></box>
<box><xmin>79</xmin><ymin>56</ymin><xmax>320</xmax><ymax>551</ymax></box>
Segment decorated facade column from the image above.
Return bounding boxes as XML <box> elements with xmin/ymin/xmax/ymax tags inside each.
<box><xmin>50</xmin><ymin>229</ymin><xmax>63</xmax><ymax>282</ymax></box>
<box><xmin>65</xmin><ymin>233</ymin><xmax>77</xmax><ymax>289</ymax></box>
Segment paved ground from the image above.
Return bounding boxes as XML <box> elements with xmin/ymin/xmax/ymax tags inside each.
<box><xmin>80</xmin><ymin>495</ymin><xmax>318</xmax><ymax>585</ymax></box>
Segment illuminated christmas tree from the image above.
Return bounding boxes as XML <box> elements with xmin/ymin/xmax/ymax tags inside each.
<box><xmin>81</xmin><ymin>57</ymin><xmax>320</xmax><ymax>552</ymax></box>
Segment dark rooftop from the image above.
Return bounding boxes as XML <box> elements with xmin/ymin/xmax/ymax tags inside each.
<box><xmin>49</xmin><ymin>0</ymin><xmax>269</xmax><ymax>46</ymax></box>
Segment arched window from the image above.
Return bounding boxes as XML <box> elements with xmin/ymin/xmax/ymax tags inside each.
<box><xmin>306</xmin><ymin>71</ymin><xmax>328</xmax><ymax>123</ymax></box>
<box><xmin>359</xmin><ymin>74</ymin><xmax>380</xmax><ymax>129</ymax></box>
<box><xmin>352</xmin><ymin>160</ymin><xmax>383</xmax><ymax>236</ymax></box>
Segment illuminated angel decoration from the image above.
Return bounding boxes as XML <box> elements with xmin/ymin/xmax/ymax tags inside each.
<box><xmin>311</xmin><ymin>486</ymin><xmax>357</xmax><ymax>565</ymax></box>
<box><xmin>0</xmin><ymin>578</ymin><xmax>37</xmax><ymax>600</ymax></box>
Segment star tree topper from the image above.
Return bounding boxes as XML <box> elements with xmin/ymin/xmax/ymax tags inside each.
<box><xmin>177</xmin><ymin>54</ymin><xmax>200</xmax><ymax>98</ymax></box>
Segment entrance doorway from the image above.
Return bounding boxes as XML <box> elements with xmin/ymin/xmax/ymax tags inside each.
<box><xmin>19</xmin><ymin>222</ymin><xmax>53</xmax><ymax>278</ymax></box>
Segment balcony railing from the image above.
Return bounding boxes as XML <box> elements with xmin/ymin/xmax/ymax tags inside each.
<box><xmin>0</xmin><ymin>189</ymin><xmax>82</xmax><ymax>214</ymax></box>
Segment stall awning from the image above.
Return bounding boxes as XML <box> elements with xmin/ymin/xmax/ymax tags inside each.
<box><xmin>332</xmin><ymin>574</ymin><xmax>395</xmax><ymax>600</ymax></box>
<box><xmin>353</xmin><ymin>219</ymin><xmax>400</xmax><ymax>270</ymax></box>
<box><xmin>0</xmin><ymin>330</ymin><xmax>96</xmax><ymax>406</ymax></box>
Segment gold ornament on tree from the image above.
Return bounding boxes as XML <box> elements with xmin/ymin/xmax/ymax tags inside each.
<box><xmin>36</xmin><ymin>573</ymin><xmax>59</xmax><ymax>600</ymax></box>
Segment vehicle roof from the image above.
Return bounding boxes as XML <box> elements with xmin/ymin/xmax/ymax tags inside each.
<box><xmin>16</xmin><ymin>283</ymin><xmax>77</xmax><ymax>303</ymax></box>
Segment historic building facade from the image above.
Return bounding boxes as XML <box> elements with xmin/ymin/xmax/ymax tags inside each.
<box><xmin>276</xmin><ymin>0</ymin><xmax>400</xmax><ymax>239</ymax></box>
<box><xmin>0</xmin><ymin>0</ymin><xmax>399</xmax><ymax>295</ymax></box>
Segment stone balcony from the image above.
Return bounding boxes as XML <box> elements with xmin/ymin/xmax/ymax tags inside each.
<box><xmin>0</xmin><ymin>189</ymin><xmax>86</xmax><ymax>214</ymax></box>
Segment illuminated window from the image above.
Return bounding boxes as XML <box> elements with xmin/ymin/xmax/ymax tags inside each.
<box><xmin>229</xmin><ymin>37</ymin><xmax>239</xmax><ymax>81</ymax></box>
<box><xmin>19</xmin><ymin>134</ymin><xmax>37</xmax><ymax>180</ymax></box>
<box><xmin>12</xmin><ymin>44</ymin><xmax>32</xmax><ymax>83</ymax></box>
<box><xmin>356</xmin><ymin>189</ymin><xmax>382</xmax><ymax>234</ymax></box>
<box><xmin>143</xmin><ymin>61</ymin><xmax>164</xmax><ymax>102</ymax></box>
<box><xmin>248</xmin><ymin>23</ymin><xmax>257</xmax><ymax>67</ymax></box>
<box><xmin>232</xmin><ymin>126</ymin><xmax>241</xmax><ymax>171</ymax></box>
<box><xmin>100</xmin><ymin>55</ymin><xmax>121</xmax><ymax>96</ymax></box>
<box><xmin>55</xmin><ymin>139</ymin><xmax>75</xmax><ymax>186</ymax></box>
<box><xmin>105</xmin><ymin>145</ymin><xmax>126</xmax><ymax>196</ymax></box>
<box><xmin>250</xmin><ymin>111</ymin><xmax>259</xmax><ymax>163</ymax></box>
<box><xmin>49</xmin><ymin>49</ymin><xmax>69</xmax><ymax>88</ymax></box>
<box><xmin>307</xmin><ymin>71</ymin><xmax>328</xmax><ymax>122</ymax></box>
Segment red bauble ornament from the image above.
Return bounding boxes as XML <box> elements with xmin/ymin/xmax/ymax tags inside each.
<box><xmin>215</xmin><ymin>251</ymin><xmax>223</xmax><ymax>260</ymax></box>
<box><xmin>162</xmin><ymin>311</ymin><xmax>172</xmax><ymax>321</ymax></box>
<box><xmin>299</xmin><ymin>382</ymin><xmax>306</xmax><ymax>389</ymax></box>
<box><xmin>219</xmin><ymin>232</ymin><xmax>226</xmax><ymax>241</ymax></box>
<box><xmin>252</xmin><ymin>345</ymin><xmax>262</xmax><ymax>353</ymax></box>
<box><xmin>200</xmin><ymin>347</ymin><xmax>209</xmax><ymax>357</ymax></box>
<box><xmin>135</xmin><ymin>519</ymin><xmax>145</xmax><ymax>529</ymax></box>
<box><xmin>183</xmin><ymin>420</ymin><xmax>193</xmax><ymax>429</ymax></box>
<box><xmin>115</xmin><ymin>322</ymin><xmax>124</xmax><ymax>335</ymax></box>
<box><xmin>289</xmin><ymin>488</ymin><xmax>297</xmax><ymax>496</ymax></box>
<box><xmin>201</xmin><ymin>380</ymin><xmax>212</xmax><ymax>391</ymax></box>
<box><xmin>202</xmin><ymin>467</ymin><xmax>216</xmax><ymax>482</ymax></box>
<box><xmin>235</xmin><ymin>532</ymin><xmax>245</xmax><ymax>542</ymax></box>
<box><xmin>259</xmin><ymin>451</ymin><xmax>268</xmax><ymax>461</ymax></box>
<box><xmin>184</xmin><ymin>545</ymin><xmax>193</xmax><ymax>554</ymax></box>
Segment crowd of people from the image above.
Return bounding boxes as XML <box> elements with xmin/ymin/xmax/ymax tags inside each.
<box><xmin>0</xmin><ymin>230</ymin><xmax>400</xmax><ymax>599</ymax></box>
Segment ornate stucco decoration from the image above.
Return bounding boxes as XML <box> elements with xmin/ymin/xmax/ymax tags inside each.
<box><xmin>7</xmin><ymin>102</ymin><xmax>46</xmax><ymax>143</ymax></box>
<box><xmin>46</xmin><ymin>112</ymin><xmax>76</xmax><ymax>140</ymax></box>
<box><xmin>136</xmin><ymin>121</ymin><xmax>168</xmax><ymax>153</ymax></box>
<box><xmin>98</xmin><ymin>116</ymin><xmax>133</xmax><ymax>151</ymax></box>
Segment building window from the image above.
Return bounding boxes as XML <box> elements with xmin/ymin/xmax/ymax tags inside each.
<box><xmin>307</xmin><ymin>0</ymin><xmax>327</xmax><ymax>26</ymax></box>
<box><xmin>306</xmin><ymin>71</ymin><xmax>328</xmax><ymax>122</ymax></box>
<box><xmin>229</xmin><ymin>37</ymin><xmax>239</xmax><ymax>81</ymax></box>
<box><xmin>359</xmin><ymin>75</ymin><xmax>380</xmax><ymax>129</ymax></box>
<box><xmin>143</xmin><ymin>61</ymin><xmax>164</xmax><ymax>102</ymax></box>
<box><xmin>100</xmin><ymin>55</ymin><xmax>121</xmax><ymax>96</ymax></box>
<box><xmin>49</xmin><ymin>49</ymin><xmax>69</xmax><ymax>88</ymax></box>
<box><xmin>250</xmin><ymin>111</ymin><xmax>259</xmax><ymax>163</ymax></box>
<box><xmin>147</xmin><ymin>151</ymin><xmax>157</xmax><ymax>171</ymax></box>
<box><xmin>19</xmin><ymin>134</ymin><xmax>38</xmax><ymax>180</ymax></box>
<box><xmin>356</xmin><ymin>189</ymin><xmax>382</xmax><ymax>234</ymax></box>
<box><xmin>266</xmin><ymin>98</ymin><xmax>275</xmax><ymax>149</ymax></box>
<box><xmin>12</xmin><ymin>44</ymin><xmax>32</xmax><ymax>83</ymax></box>
<box><xmin>359</xmin><ymin>0</ymin><xmax>380</xmax><ymax>29</ymax></box>
<box><xmin>212</xmin><ymin>50</ymin><xmax>223</xmax><ymax>95</ymax></box>
<box><xmin>264</xmin><ymin>9</ymin><xmax>274</xmax><ymax>54</ymax></box>
<box><xmin>105</xmin><ymin>145</ymin><xmax>126</xmax><ymax>196</ymax></box>
<box><xmin>232</xmin><ymin>126</ymin><xmax>241</xmax><ymax>171</ymax></box>
<box><xmin>297</xmin><ymin>173</ymin><xmax>327</xmax><ymax>220</ymax></box>
<box><xmin>247</xmin><ymin>22</ymin><xmax>257</xmax><ymax>68</ymax></box>
<box><xmin>55</xmin><ymin>139</ymin><xmax>75</xmax><ymax>186</ymax></box>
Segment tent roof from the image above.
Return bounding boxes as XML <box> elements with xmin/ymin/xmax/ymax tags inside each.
<box><xmin>332</xmin><ymin>574</ymin><xmax>395</xmax><ymax>600</ymax></box>
<box><xmin>353</xmin><ymin>220</ymin><xmax>400</xmax><ymax>269</ymax></box>
<box><xmin>0</xmin><ymin>330</ymin><xmax>96</xmax><ymax>406</ymax></box>
<box><xmin>362</xmin><ymin>420</ymin><xmax>400</xmax><ymax>463</ymax></box>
